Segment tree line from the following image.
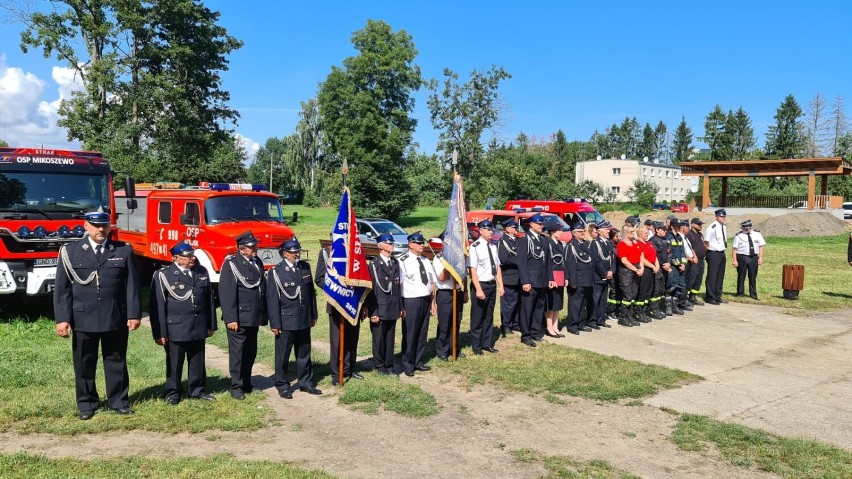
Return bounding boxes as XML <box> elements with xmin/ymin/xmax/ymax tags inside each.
<box><xmin>7</xmin><ymin>3</ymin><xmax>852</xmax><ymax>217</ymax></box>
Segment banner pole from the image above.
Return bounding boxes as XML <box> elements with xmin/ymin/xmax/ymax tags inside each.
<box><xmin>339</xmin><ymin>316</ymin><xmax>345</xmax><ymax>386</ymax></box>
<box><xmin>452</xmin><ymin>280</ymin><xmax>457</xmax><ymax>361</ymax></box>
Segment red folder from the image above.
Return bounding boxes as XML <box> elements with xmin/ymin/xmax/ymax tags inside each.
<box><xmin>552</xmin><ymin>270</ymin><xmax>565</xmax><ymax>287</ymax></box>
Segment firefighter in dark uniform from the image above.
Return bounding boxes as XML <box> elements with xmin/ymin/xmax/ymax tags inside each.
<box><xmin>149</xmin><ymin>241</ymin><xmax>216</xmax><ymax>405</ymax></box>
<box><xmin>588</xmin><ymin>221</ymin><xmax>614</xmax><ymax>328</ymax></box>
<box><xmin>685</xmin><ymin>218</ymin><xmax>706</xmax><ymax>305</ymax></box>
<box><xmin>53</xmin><ymin>211</ymin><xmax>141</xmax><ymax>420</ymax></box>
<box><xmin>315</xmin><ymin>238</ymin><xmax>362</xmax><ymax>385</ymax></box>
<box><xmin>649</xmin><ymin>222</ymin><xmax>671</xmax><ymax>317</ymax></box>
<box><xmin>565</xmin><ymin>221</ymin><xmax>594</xmax><ymax>334</ymax></box>
<box><xmin>497</xmin><ymin>219</ymin><xmax>521</xmax><ymax>336</ymax></box>
<box><xmin>666</xmin><ymin>220</ymin><xmax>690</xmax><ymax>315</ymax></box>
<box><xmin>366</xmin><ymin>233</ymin><xmax>404</xmax><ymax>372</ymax></box>
<box><xmin>219</xmin><ymin>230</ymin><xmax>266</xmax><ymax>400</ymax></box>
<box><xmin>266</xmin><ymin>238</ymin><xmax>320</xmax><ymax>398</ymax></box>
<box><xmin>517</xmin><ymin>214</ymin><xmax>551</xmax><ymax>346</ymax></box>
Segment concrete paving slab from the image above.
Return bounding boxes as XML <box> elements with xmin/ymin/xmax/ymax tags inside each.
<box><xmin>556</xmin><ymin>301</ymin><xmax>852</xmax><ymax>449</ymax></box>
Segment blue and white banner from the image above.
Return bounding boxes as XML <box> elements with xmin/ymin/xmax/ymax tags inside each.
<box><xmin>440</xmin><ymin>173</ymin><xmax>468</xmax><ymax>284</ymax></box>
<box><xmin>322</xmin><ymin>187</ymin><xmax>371</xmax><ymax>326</ymax></box>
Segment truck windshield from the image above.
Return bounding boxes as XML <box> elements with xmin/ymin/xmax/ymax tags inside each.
<box><xmin>204</xmin><ymin>195</ymin><xmax>284</xmax><ymax>224</ymax></box>
<box><xmin>0</xmin><ymin>170</ymin><xmax>110</xmax><ymax>217</ymax></box>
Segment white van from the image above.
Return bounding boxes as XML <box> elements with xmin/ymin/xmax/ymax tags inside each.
<box><xmin>843</xmin><ymin>202</ymin><xmax>852</xmax><ymax>220</ymax></box>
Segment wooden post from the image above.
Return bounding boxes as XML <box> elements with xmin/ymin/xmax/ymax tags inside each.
<box><xmin>808</xmin><ymin>171</ymin><xmax>816</xmax><ymax>210</ymax></box>
<box><xmin>339</xmin><ymin>316</ymin><xmax>345</xmax><ymax>386</ymax></box>
<box><xmin>720</xmin><ymin>177</ymin><xmax>729</xmax><ymax>207</ymax></box>
<box><xmin>451</xmin><ymin>284</ymin><xmax>457</xmax><ymax>361</ymax></box>
<box><xmin>821</xmin><ymin>174</ymin><xmax>829</xmax><ymax>196</ymax></box>
<box><xmin>702</xmin><ymin>173</ymin><xmax>711</xmax><ymax>210</ymax></box>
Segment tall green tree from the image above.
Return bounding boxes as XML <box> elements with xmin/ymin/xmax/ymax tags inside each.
<box><xmin>317</xmin><ymin>20</ymin><xmax>422</xmax><ymax>219</ymax></box>
<box><xmin>765</xmin><ymin>94</ymin><xmax>806</xmax><ymax>159</ymax></box>
<box><xmin>17</xmin><ymin>0</ymin><xmax>241</xmax><ymax>182</ymax></box>
<box><xmin>246</xmin><ymin>136</ymin><xmax>297</xmax><ymax>195</ymax></box>
<box><xmin>701</xmin><ymin>104</ymin><xmax>728</xmax><ymax>160</ymax></box>
<box><xmin>654</xmin><ymin>121</ymin><xmax>668</xmax><ymax>162</ymax></box>
<box><xmin>0</xmin><ymin>139</ymin><xmax>8</xmax><ymax>147</ymax></box>
<box><xmin>725</xmin><ymin>107</ymin><xmax>755</xmax><ymax>160</ymax></box>
<box><xmin>671</xmin><ymin>116</ymin><xmax>693</xmax><ymax>164</ymax></box>
<box><xmin>638</xmin><ymin>122</ymin><xmax>656</xmax><ymax>160</ymax></box>
<box><xmin>426</xmin><ymin>65</ymin><xmax>511</xmax><ymax>177</ymax></box>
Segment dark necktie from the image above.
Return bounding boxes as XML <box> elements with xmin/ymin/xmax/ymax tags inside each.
<box><xmin>722</xmin><ymin>225</ymin><xmax>727</xmax><ymax>249</ymax></box>
<box><xmin>487</xmin><ymin>243</ymin><xmax>496</xmax><ymax>276</ymax></box>
<box><xmin>95</xmin><ymin>244</ymin><xmax>102</xmax><ymax>260</ymax></box>
<box><xmin>747</xmin><ymin>233</ymin><xmax>755</xmax><ymax>255</ymax></box>
<box><xmin>417</xmin><ymin>257</ymin><xmax>428</xmax><ymax>285</ymax></box>
<box><xmin>183</xmin><ymin>269</ymin><xmax>191</xmax><ymax>279</ymax></box>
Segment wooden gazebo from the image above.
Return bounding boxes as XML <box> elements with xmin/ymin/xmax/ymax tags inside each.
<box><xmin>678</xmin><ymin>157</ymin><xmax>852</xmax><ymax>210</ymax></box>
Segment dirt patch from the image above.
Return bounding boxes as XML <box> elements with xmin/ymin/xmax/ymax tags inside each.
<box><xmin>603</xmin><ymin>211</ymin><xmax>848</xmax><ymax>237</ymax></box>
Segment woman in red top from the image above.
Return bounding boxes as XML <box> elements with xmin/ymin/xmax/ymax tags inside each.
<box><xmin>636</xmin><ymin>224</ymin><xmax>660</xmax><ymax>322</ymax></box>
<box><xmin>616</xmin><ymin>225</ymin><xmax>644</xmax><ymax>327</ymax></box>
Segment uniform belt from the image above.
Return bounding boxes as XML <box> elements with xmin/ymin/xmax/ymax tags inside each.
<box><xmin>478</xmin><ymin>280</ymin><xmax>496</xmax><ymax>284</ymax></box>
<box><xmin>737</xmin><ymin>253</ymin><xmax>758</xmax><ymax>257</ymax></box>
<box><xmin>708</xmin><ymin>250</ymin><xmax>726</xmax><ymax>254</ymax></box>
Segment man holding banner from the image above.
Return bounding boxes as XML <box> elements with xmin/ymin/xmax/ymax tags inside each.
<box><xmin>318</xmin><ymin>187</ymin><xmax>372</xmax><ymax>387</ymax></box>
<box><xmin>435</xmin><ymin>173</ymin><xmax>469</xmax><ymax>361</ymax></box>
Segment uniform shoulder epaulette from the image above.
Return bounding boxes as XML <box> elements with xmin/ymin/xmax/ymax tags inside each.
<box><xmin>711</xmin><ymin>224</ymin><xmax>717</xmax><ymax>228</ymax></box>
<box><xmin>399</xmin><ymin>253</ymin><xmax>410</xmax><ymax>261</ymax></box>
<box><xmin>471</xmin><ymin>240</ymin><xmax>481</xmax><ymax>247</ymax></box>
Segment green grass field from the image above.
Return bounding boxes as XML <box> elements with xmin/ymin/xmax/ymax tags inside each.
<box><xmin>0</xmin><ymin>319</ymin><xmax>273</xmax><ymax>435</ymax></box>
<box><xmin>512</xmin><ymin>449</ymin><xmax>641</xmax><ymax>479</ymax></box>
<box><xmin>0</xmin><ymin>453</ymin><xmax>336</xmax><ymax>479</ymax></box>
<box><xmin>672</xmin><ymin>414</ymin><xmax>852</xmax><ymax>479</ymax></box>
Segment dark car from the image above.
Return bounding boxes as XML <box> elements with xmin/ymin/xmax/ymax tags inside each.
<box><xmin>651</xmin><ymin>203</ymin><xmax>670</xmax><ymax>211</ymax></box>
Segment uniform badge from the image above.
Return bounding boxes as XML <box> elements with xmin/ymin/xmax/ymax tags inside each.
<box><xmin>82</xmin><ymin>244</ymin><xmax>89</xmax><ymax>251</ymax></box>
<box><xmin>179</xmin><ymin>284</ymin><xmax>185</xmax><ymax>290</ymax></box>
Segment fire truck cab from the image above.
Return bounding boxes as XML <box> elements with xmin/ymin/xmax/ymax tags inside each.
<box><xmin>503</xmin><ymin>198</ymin><xmax>605</xmax><ymax>227</ymax></box>
<box><xmin>115</xmin><ymin>182</ymin><xmax>294</xmax><ymax>285</ymax></box>
<box><xmin>0</xmin><ymin>147</ymin><xmax>118</xmax><ymax>296</ymax></box>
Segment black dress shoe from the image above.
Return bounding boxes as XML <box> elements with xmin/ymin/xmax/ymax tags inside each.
<box><xmin>111</xmin><ymin>406</ymin><xmax>134</xmax><ymax>415</ymax></box>
<box><xmin>545</xmin><ymin>332</ymin><xmax>561</xmax><ymax>338</ymax></box>
<box><xmin>473</xmin><ymin>350</ymin><xmax>484</xmax><ymax>356</ymax></box>
<box><xmin>438</xmin><ymin>356</ymin><xmax>449</xmax><ymax>362</ymax></box>
<box><xmin>522</xmin><ymin>340</ymin><xmax>537</xmax><ymax>347</ymax></box>
<box><xmin>568</xmin><ymin>330</ymin><xmax>580</xmax><ymax>335</ymax></box>
<box><xmin>599</xmin><ymin>323</ymin><xmax>612</xmax><ymax>328</ymax></box>
<box><xmin>349</xmin><ymin>372</ymin><xmax>364</xmax><ymax>380</ymax></box>
<box><xmin>191</xmin><ymin>393</ymin><xmax>215</xmax><ymax>401</ymax></box>
<box><xmin>243</xmin><ymin>387</ymin><xmax>253</xmax><ymax>394</ymax></box>
<box><xmin>532</xmin><ymin>336</ymin><xmax>545</xmax><ymax>342</ymax></box>
<box><xmin>299</xmin><ymin>386</ymin><xmax>322</xmax><ymax>395</ymax></box>
<box><xmin>279</xmin><ymin>389</ymin><xmax>293</xmax><ymax>399</ymax></box>
<box><xmin>750</xmin><ymin>294</ymin><xmax>758</xmax><ymax>300</ymax></box>
<box><xmin>404</xmin><ymin>370</ymin><xmax>415</xmax><ymax>377</ymax></box>
<box><xmin>484</xmin><ymin>347</ymin><xmax>499</xmax><ymax>353</ymax></box>
<box><xmin>230</xmin><ymin>391</ymin><xmax>246</xmax><ymax>400</ymax></box>
<box><xmin>719</xmin><ymin>299</ymin><xmax>729</xmax><ymax>304</ymax></box>
<box><xmin>79</xmin><ymin>410</ymin><xmax>96</xmax><ymax>420</ymax></box>
<box><xmin>457</xmin><ymin>352</ymin><xmax>467</xmax><ymax>359</ymax></box>
<box><xmin>165</xmin><ymin>396</ymin><xmax>181</xmax><ymax>406</ymax></box>
<box><xmin>587</xmin><ymin>324</ymin><xmax>601</xmax><ymax>330</ymax></box>
<box><xmin>415</xmin><ymin>365</ymin><xmax>431</xmax><ymax>371</ymax></box>
<box><xmin>706</xmin><ymin>300</ymin><xmax>720</xmax><ymax>305</ymax></box>
<box><xmin>580</xmin><ymin>326</ymin><xmax>593</xmax><ymax>332</ymax></box>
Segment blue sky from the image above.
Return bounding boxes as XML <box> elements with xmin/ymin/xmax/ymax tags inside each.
<box><xmin>1</xmin><ymin>0</ymin><xmax>850</xmax><ymax>159</ymax></box>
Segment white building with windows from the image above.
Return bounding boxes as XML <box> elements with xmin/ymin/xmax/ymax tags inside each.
<box><xmin>575</xmin><ymin>157</ymin><xmax>696</xmax><ymax>202</ymax></box>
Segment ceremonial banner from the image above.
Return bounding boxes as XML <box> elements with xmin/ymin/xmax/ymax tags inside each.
<box><xmin>440</xmin><ymin>173</ymin><xmax>468</xmax><ymax>284</ymax></box>
<box><xmin>323</xmin><ymin>187</ymin><xmax>372</xmax><ymax>325</ymax></box>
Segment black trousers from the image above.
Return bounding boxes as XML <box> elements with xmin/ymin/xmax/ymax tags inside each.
<box><xmin>591</xmin><ymin>281</ymin><xmax>608</xmax><ymax>325</ymax></box>
<box><xmin>519</xmin><ymin>287</ymin><xmax>546</xmax><ymax>342</ymax></box>
<box><xmin>469</xmin><ymin>281</ymin><xmax>497</xmax><ymax>352</ymax></box>
<box><xmin>164</xmin><ymin>339</ymin><xmax>206</xmax><ymax>399</ymax></box>
<box><xmin>435</xmin><ymin>289</ymin><xmax>463</xmax><ymax>358</ymax></box>
<box><xmin>736</xmin><ymin>254</ymin><xmax>759</xmax><ymax>296</ymax></box>
<box><xmin>274</xmin><ymin>328</ymin><xmax>313</xmax><ymax>392</ymax></box>
<box><xmin>329</xmin><ymin>311</ymin><xmax>360</xmax><ymax>380</ymax></box>
<box><xmin>72</xmin><ymin>328</ymin><xmax>130</xmax><ymax>412</ymax></box>
<box><xmin>567</xmin><ymin>285</ymin><xmax>592</xmax><ymax>332</ymax></box>
<box><xmin>686</xmin><ymin>259</ymin><xmax>705</xmax><ymax>295</ymax></box>
<box><xmin>226</xmin><ymin>326</ymin><xmax>258</xmax><ymax>394</ymax></box>
<box><xmin>618</xmin><ymin>265</ymin><xmax>639</xmax><ymax>306</ymax></box>
<box><xmin>638</xmin><ymin>267</ymin><xmax>654</xmax><ymax>304</ymax></box>
<box><xmin>370</xmin><ymin>319</ymin><xmax>397</xmax><ymax>372</ymax></box>
<box><xmin>500</xmin><ymin>284</ymin><xmax>521</xmax><ymax>331</ymax></box>
<box><xmin>402</xmin><ymin>296</ymin><xmax>432</xmax><ymax>374</ymax></box>
<box><xmin>705</xmin><ymin>251</ymin><xmax>726</xmax><ymax>301</ymax></box>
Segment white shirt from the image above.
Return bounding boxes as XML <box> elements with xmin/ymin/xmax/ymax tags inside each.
<box><xmin>433</xmin><ymin>256</ymin><xmax>462</xmax><ymax>290</ymax></box>
<box><xmin>682</xmin><ymin>233</ymin><xmax>695</xmax><ymax>259</ymax></box>
<box><xmin>733</xmin><ymin>230</ymin><xmax>766</xmax><ymax>255</ymax></box>
<box><xmin>87</xmin><ymin>237</ymin><xmax>108</xmax><ymax>254</ymax></box>
<box><xmin>467</xmin><ymin>239</ymin><xmax>500</xmax><ymax>282</ymax></box>
<box><xmin>703</xmin><ymin>220</ymin><xmax>728</xmax><ymax>252</ymax></box>
<box><xmin>399</xmin><ymin>253</ymin><xmax>436</xmax><ymax>298</ymax></box>
<box><xmin>176</xmin><ymin>264</ymin><xmax>192</xmax><ymax>277</ymax></box>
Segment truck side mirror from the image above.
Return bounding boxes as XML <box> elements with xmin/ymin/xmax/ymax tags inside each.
<box><xmin>125</xmin><ymin>177</ymin><xmax>136</xmax><ymax>198</ymax></box>
<box><xmin>126</xmin><ymin>199</ymin><xmax>138</xmax><ymax>210</ymax></box>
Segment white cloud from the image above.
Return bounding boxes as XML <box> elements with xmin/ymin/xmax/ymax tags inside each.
<box><xmin>0</xmin><ymin>54</ymin><xmax>79</xmax><ymax>149</ymax></box>
<box><xmin>234</xmin><ymin>133</ymin><xmax>260</xmax><ymax>163</ymax></box>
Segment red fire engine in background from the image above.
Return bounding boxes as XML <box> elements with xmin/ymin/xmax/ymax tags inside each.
<box><xmin>115</xmin><ymin>182</ymin><xmax>295</xmax><ymax>286</ymax></box>
<box><xmin>0</xmin><ymin>147</ymin><xmax>121</xmax><ymax>296</ymax></box>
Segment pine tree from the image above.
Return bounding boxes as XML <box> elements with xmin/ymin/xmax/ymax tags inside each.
<box><xmin>725</xmin><ymin>107</ymin><xmax>755</xmax><ymax>160</ymax></box>
<box><xmin>702</xmin><ymin>104</ymin><xmax>728</xmax><ymax>160</ymax></box>
<box><xmin>672</xmin><ymin>116</ymin><xmax>693</xmax><ymax>164</ymax></box>
<box><xmin>765</xmin><ymin>95</ymin><xmax>806</xmax><ymax>159</ymax></box>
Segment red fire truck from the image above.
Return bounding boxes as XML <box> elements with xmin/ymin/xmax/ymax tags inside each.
<box><xmin>115</xmin><ymin>182</ymin><xmax>295</xmax><ymax>286</ymax></box>
<box><xmin>503</xmin><ymin>198</ymin><xmax>606</xmax><ymax>226</ymax></box>
<box><xmin>0</xmin><ymin>147</ymin><xmax>121</xmax><ymax>296</ymax></box>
